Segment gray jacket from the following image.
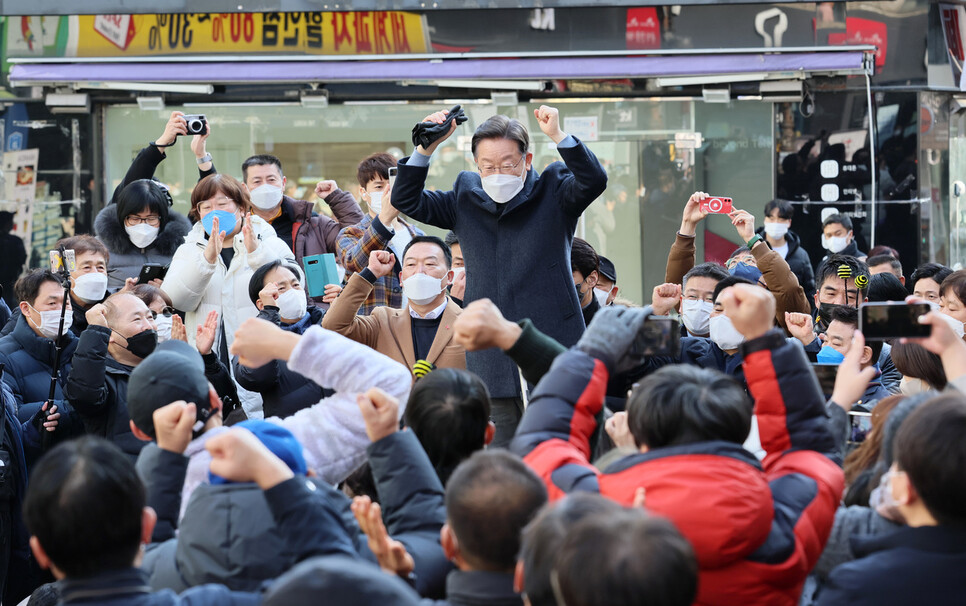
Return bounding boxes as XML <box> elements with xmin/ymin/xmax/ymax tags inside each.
<box><xmin>95</xmin><ymin>203</ymin><xmax>191</xmax><ymax>291</ymax></box>
<box><xmin>143</xmin><ymin>482</ymin><xmax>295</xmax><ymax>592</ymax></box>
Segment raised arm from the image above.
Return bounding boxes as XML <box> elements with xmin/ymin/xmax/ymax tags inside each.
<box><xmin>320</xmin><ymin>255</ymin><xmax>391</xmax><ymax>348</ymax></box>
<box><xmin>390</xmin><ymin>108</ymin><xmax>461</xmax><ymax>229</ymax></box>
<box><xmin>317</xmin><ymin>182</ymin><xmax>365</xmax><ymax>247</ymax></box>
<box><xmin>534</xmin><ymin>106</ymin><xmax>607</xmax><ymax>217</ymax></box>
<box><xmin>64</xmin><ymin>311</ymin><xmax>113</xmax><ymax>416</ymax></box>
<box><xmin>665</xmin><ymin>192</ymin><xmax>711</xmax><ymax>285</ymax></box>
<box><xmin>731</xmin><ymin>209</ymin><xmax>811</xmax><ymax>332</ymax></box>
<box><xmin>724</xmin><ymin>284</ymin><xmax>843</xmax><ymax>573</ymax></box>
<box><xmin>510</xmin><ymin>307</ymin><xmax>650</xmax><ymax>500</ymax></box>
<box><xmin>230</xmin><ymin>317</ymin><xmax>412</xmax><ymax>485</ymax></box>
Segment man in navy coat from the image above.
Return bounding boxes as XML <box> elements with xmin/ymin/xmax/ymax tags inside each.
<box><xmin>391</xmin><ymin>105</ymin><xmax>607</xmax><ymax>446</ymax></box>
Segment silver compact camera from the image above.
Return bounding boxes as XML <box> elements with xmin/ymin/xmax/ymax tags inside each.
<box><xmin>184</xmin><ymin>114</ymin><xmax>207</xmax><ymax>135</ymax></box>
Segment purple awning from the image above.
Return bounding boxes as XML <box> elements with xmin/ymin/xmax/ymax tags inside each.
<box><xmin>10</xmin><ymin>51</ymin><xmax>867</xmax><ymax>85</ymax></box>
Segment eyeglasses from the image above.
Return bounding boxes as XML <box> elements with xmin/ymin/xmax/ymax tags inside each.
<box><xmin>125</xmin><ymin>215</ymin><xmax>161</xmax><ymax>227</ymax></box>
<box><xmin>477</xmin><ymin>156</ymin><xmax>525</xmax><ymax>176</ymax></box>
<box><xmin>151</xmin><ymin>307</ymin><xmax>177</xmax><ymax>320</ymax></box>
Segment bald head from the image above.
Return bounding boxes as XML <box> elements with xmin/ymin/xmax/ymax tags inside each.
<box><xmin>102</xmin><ymin>293</ymin><xmax>148</xmax><ymax>329</ymax></box>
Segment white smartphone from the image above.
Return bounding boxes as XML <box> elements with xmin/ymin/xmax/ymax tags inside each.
<box><xmin>388</xmin><ymin>166</ymin><xmax>397</xmax><ymax>190</ymax></box>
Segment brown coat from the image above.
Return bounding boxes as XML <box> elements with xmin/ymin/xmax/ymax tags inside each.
<box><xmin>321</xmin><ymin>273</ymin><xmax>466</xmax><ymax>374</ymax></box>
<box><xmin>664</xmin><ymin>232</ymin><xmax>810</xmax><ymax>334</ymax></box>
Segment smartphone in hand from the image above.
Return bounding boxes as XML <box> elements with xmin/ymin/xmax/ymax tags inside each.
<box><xmin>859</xmin><ymin>302</ymin><xmax>932</xmax><ymax>341</ymax></box>
<box><xmin>699</xmin><ymin>196</ymin><xmax>733</xmax><ymax>214</ymax></box>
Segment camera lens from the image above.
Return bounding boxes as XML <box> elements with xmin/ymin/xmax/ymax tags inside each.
<box><xmin>188</xmin><ymin>119</ymin><xmax>202</xmax><ymax>132</ymax></box>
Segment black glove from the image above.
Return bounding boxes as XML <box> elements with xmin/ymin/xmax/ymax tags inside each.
<box><xmin>411</xmin><ymin>105</ymin><xmax>467</xmax><ymax>150</ymax></box>
<box><xmin>575</xmin><ymin>306</ymin><xmax>651</xmax><ymax>374</ymax></box>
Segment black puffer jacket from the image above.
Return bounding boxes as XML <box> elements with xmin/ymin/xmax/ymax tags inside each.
<box><xmin>95</xmin><ymin>204</ymin><xmax>191</xmax><ymax>291</ymax></box>
<box><xmin>64</xmin><ymin>325</ymin><xmax>143</xmax><ymax>459</ymax></box>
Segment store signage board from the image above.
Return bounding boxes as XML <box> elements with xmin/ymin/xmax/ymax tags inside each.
<box><xmin>6</xmin><ymin>12</ymin><xmax>430</xmax><ymax>58</ymax></box>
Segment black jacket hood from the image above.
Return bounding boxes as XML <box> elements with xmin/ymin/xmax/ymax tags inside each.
<box><xmin>95</xmin><ymin>203</ymin><xmax>191</xmax><ymax>256</ymax></box>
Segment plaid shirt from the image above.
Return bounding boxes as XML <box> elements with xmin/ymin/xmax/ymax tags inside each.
<box><xmin>336</xmin><ymin>214</ymin><xmax>423</xmax><ymax>315</ymax></box>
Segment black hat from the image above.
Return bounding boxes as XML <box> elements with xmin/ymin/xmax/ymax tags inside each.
<box><xmin>598</xmin><ymin>256</ymin><xmax>617</xmax><ymax>283</ymax></box>
<box><xmin>263</xmin><ymin>556</ymin><xmax>421</xmax><ymax>606</ymax></box>
<box><xmin>127</xmin><ymin>339</ymin><xmax>213</xmax><ymax>439</ymax></box>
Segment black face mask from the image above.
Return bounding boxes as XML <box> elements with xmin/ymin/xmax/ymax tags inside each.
<box><xmin>816</xmin><ymin>302</ymin><xmax>846</xmax><ymax>332</ymax></box>
<box><xmin>118</xmin><ymin>329</ymin><xmax>158</xmax><ymax>359</ymax></box>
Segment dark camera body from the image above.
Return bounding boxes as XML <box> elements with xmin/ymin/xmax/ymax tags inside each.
<box><xmin>184</xmin><ymin>114</ymin><xmax>207</xmax><ymax>135</ymax></box>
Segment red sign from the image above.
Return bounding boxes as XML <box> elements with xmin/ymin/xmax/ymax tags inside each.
<box><xmin>828</xmin><ymin>17</ymin><xmax>887</xmax><ymax>69</ymax></box>
<box><xmin>828</xmin><ymin>17</ymin><xmax>889</xmax><ymax>69</ymax></box>
<box><xmin>94</xmin><ymin>15</ymin><xmax>136</xmax><ymax>51</ymax></box>
<box><xmin>942</xmin><ymin>5</ymin><xmax>965</xmax><ymax>61</ymax></box>
<box><xmin>626</xmin><ymin>8</ymin><xmax>660</xmax><ymax>50</ymax></box>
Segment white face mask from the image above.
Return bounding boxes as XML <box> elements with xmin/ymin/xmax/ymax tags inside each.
<box><xmin>249</xmin><ymin>184</ymin><xmax>284</xmax><ymax>210</ymax></box>
<box><xmin>154</xmin><ymin>314</ymin><xmax>173</xmax><ymax>343</ymax></box>
<box><xmin>593</xmin><ymin>287</ymin><xmax>610</xmax><ymax>307</ymax></box>
<box><xmin>481</xmin><ymin>173</ymin><xmax>525</xmax><ymax>204</ymax></box>
<box><xmin>709</xmin><ymin>314</ymin><xmax>746</xmax><ymax>351</ymax></box>
<box><xmin>403</xmin><ymin>272</ymin><xmax>444</xmax><ymax>305</ymax></box>
<box><xmin>125</xmin><ymin>223</ymin><xmax>160</xmax><ymax>249</ymax></box>
<box><xmin>367</xmin><ymin>191</ymin><xmax>383</xmax><ymax>215</ymax></box>
<box><xmin>28</xmin><ymin>304</ymin><xmax>72</xmax><ymax>339</ymax></box>
<box><xmin>276</xmin><ymin>288</ymin><xmax>308</xmax><ymax>322</ymax></box>
<box><xmin>73</xmin><ymin>272</ymin><xmax>108</xmax><ymax>303</ymax></box>
<box><xmin>681</xmin><ymin>299</ymin><xmax>713</xmax><ymax>336</ymax></box>
<box><xmin>938</xmin><ymin>312</ymin><xmax>966</xmax><ymax>338</ymax></box>
<box><xmin>822</xmin><ymin>235</ymin><xmax>849</xmax><ymax>254</ymax></box>
<box><xmin>763</xmin><ymin>223</ymin><xmax>789</xmax><ymax>239</ymax></box>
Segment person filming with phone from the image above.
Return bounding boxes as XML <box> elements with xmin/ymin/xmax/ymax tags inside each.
<box><xmin>390</xmin><ymin>105</ymin><xmax>607</xmax><ymax>446</ymax></box>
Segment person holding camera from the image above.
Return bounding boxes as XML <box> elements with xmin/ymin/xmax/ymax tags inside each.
<box><xmin>391</xmin><ymin>105</ymin><xmax>607</xmax><ymax>447</ymax></box>
<box><xmin>95</xmin><ymin>112</ymin><xmax>215</xmax><ymax>291</ymax></box>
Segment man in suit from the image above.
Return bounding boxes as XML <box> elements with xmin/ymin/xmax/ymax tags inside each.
<box><xmin>322</xmin><ymin>235</ymin><xmax>465</xmax><ymax>376</ymax></box>
<box><xmin>391</xmin><ymin>105</ymin><xmax>607</xmax><ymax>447</ymax></box>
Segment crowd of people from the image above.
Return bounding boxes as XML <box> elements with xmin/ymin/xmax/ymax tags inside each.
<box><xmin>0</xmin><ymin>106</ymin><xmax>962</xmax><ymax>606</ymax></box>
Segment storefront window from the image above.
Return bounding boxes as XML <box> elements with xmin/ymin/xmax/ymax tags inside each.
<box><xmin>105</xmin><ymin>99</ymin><xmax>776</xmax><ymax>306</ymax></box>
<box><xmin>0</xmin><ymin>102</ymin><xmax>92</xmax><ymax>271</ymax></box>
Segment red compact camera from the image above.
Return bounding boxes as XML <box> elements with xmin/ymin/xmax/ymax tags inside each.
<box><xmin>700</xmin><ymin>196</ymin><xmax>733</xmax><ymax>214</ymax></box>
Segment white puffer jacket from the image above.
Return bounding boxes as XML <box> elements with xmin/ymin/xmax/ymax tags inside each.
<box><xmin>161</xmin><ymin>215</ymin><xmax>295</xmax><ymax>416</ymax></box>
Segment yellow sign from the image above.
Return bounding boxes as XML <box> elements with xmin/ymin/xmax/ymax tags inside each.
<box><xmin>52</xmin><ymin>12</ymin><xmax>429</xmax><ymax>57</ymax></box>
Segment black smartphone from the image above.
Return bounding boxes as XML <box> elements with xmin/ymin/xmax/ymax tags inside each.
<box><xmin>811</xmin><ymin>363</ymin><xmax>838</xmax><ymax>397</ymax></box>
<box><xmin>137</xmin><ymin>263</ymin><xmax>169</xmax><ymax>284</ymax></box>
<box><xmin>858</xmin><ymin>302</ymin><xmax>932</xmax><ymax>341</ymax></box>
<box><xmin>630</xmin><ymin>316</ymin><xmax>681</xmax><ymax>359</ymax></box>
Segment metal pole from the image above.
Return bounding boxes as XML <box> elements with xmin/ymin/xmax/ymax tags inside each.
<box><xmin>865</xmin><ymin>61</ymin><xmax>877</xmax><ymax>249</ymax></box>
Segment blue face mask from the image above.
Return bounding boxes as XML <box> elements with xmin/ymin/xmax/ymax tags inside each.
<box><xmin>729</xmin><ymin>262</ymin><xmax>763</xmax><ymax>284</ymax></box>
<box><xmin>816</xmin><ymin>345</ymin><xmax>846</xmax><ymax>365</ymax></box>
<box><xmin>201</xmin><ymin>209</ymin><xmax>238</xmax><ymax>237</ymax></box>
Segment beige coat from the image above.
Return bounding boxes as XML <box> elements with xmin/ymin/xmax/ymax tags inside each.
<box><xmin>322</xmin><ymin>273</ymin><xmax>466</xmax><ymax>375</ymax></box>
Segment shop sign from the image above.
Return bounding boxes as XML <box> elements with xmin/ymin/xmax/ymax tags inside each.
<box><xmin>827</xmin><ymin>17</ymin><xmax>887</xmax><ymax>70</ymax></box>
<box><xmin>625</xmin><ymin>8</ymin><xmax>660</xmax><ymax>50</ymax></box>
<box><xmin>5</xmin><ymin>12</ymin><xmax>430</xmax><ymax>58</ymax></box>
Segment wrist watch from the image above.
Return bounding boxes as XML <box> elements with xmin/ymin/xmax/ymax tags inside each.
<box><xmin>196</xmin><ymin>153</ymin><xmax>212</xmax><ymax>165</ymax></box>
<box><xmin>746</xmin><ymin>233</ymin><xmax>764</xmax><ymax>249</ymax></box>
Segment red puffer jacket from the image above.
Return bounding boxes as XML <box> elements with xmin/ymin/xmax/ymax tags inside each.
<box><xmin>511</xmin><ymin>331</ymin><xmax>844</xmax><ymax>606</ymax></box>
